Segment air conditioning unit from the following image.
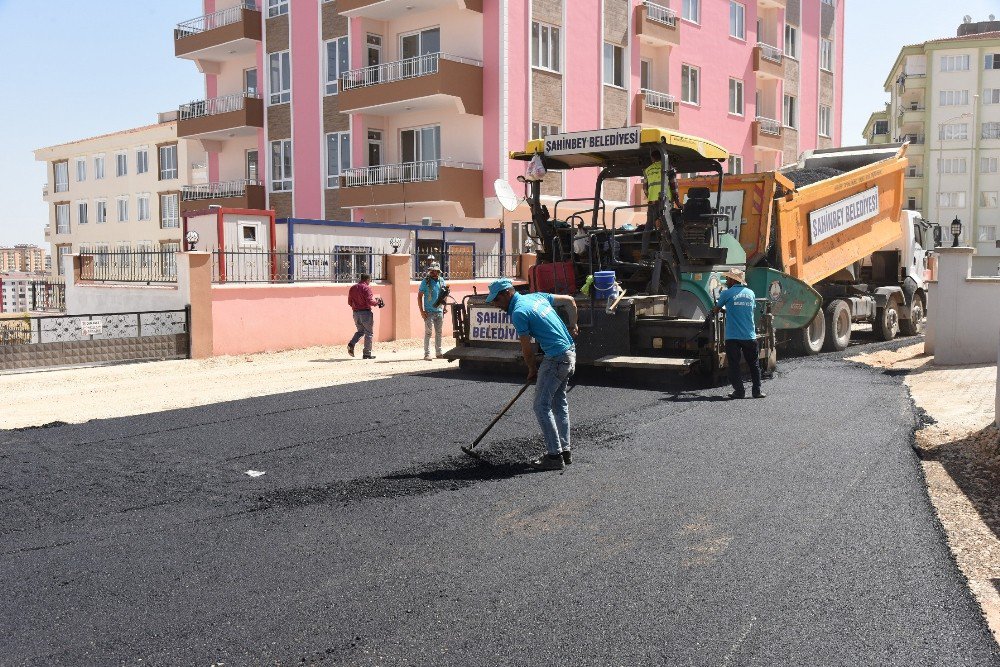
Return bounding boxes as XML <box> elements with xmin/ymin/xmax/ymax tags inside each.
<box><xmin>421</xmin><ymin>217</ymin><xmax>432</xmax><ymax>226</ymax></box>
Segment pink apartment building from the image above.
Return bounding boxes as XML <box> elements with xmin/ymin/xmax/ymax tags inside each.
<box><xmin>173</xmin><ymin>0</ymin><xmax>843</xmax><ymax>250</ymax></box>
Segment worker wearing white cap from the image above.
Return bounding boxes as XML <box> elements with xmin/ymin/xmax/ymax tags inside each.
<box><xmin>486</xmin><ymin>278</ymin><xmax>579</xmax><ymax>471</ymax></box>
<box><xmin>418</xmin><ymin>262</ymin><xmax>447</xmax><ymax>361</ymax></box>
<box><xmin>709</xmin><ymin>268</ymin><xmax>765</xmax><ymax>399</ymax></box>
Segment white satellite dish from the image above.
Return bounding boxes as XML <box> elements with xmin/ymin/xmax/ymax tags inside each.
<box><xmin>963</xmin><ymin>14</ymin><xmax>972</xmax><ymax>23</ymax></box>
<box><xmin>494</xmin><ymin>179</ymin><xmax>519</xmax><ymax>212</ymax></box>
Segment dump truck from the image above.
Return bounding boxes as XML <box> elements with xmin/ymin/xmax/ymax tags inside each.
<box><xmin>444</xmin><ymin>126</ymin><xmax>823</xmax><ymax>379</ymax></box>
<box><xmin>676</xmin><ymin>143</ymin><xmax>940</xmax><ymax>354</ymax></box>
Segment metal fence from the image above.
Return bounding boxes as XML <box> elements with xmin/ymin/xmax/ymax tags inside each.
<box><xmin>175</xmin><ymin>2</ymin><xmax>256</xmax><ymax>38</ymax></box>
<box><xmin>644</xmin><ymin>1</ymin><xmax>677</xmax><ymax>25</ymax></box>
<box><xmin>340</xmin><ymin>52</ymin><xmax>483</xmax><ymax>91</ymax></box>
<box><xmin>80</xmin><ymin>251</ymin><xmax>178</xmax><ymax>284</ymax></box>
<box><xmin>342</xmin><ymin>159</ymin><xmax>482</xmax><ymax>188</ymax></box>
<box><xmin>755</xmin><ymin>117</ymin><xmax>781</xmax><ymax>136</ymax></box>
<box><xmin>0</xmin><ymin>310</ymin><xmax>187</xmax><ymax>346</ymax></box>
<box><xmin>182</xmin><ymin>179</ymin><xmax>261</xmax><ymax>202</ymax></box>
<box><xmin>642</xmin><ymin>88</ymin><xmax>676</xmax><ymax>113</ymax></box>
<box><xmin>756</xmin><ymin>42</ymin><xmax>783</xmax><ymax>63</ymax></box>
<box><xmin>179</xmin><ymin>92</ymin><xmax>259</xmax><ymax>120</ymax></box>
<box><xmin>212</xmin><ymin>247</ymin><xmax>387</xmax><ymax>284</ymax></box>
<box><xmin>412</xmin><ymin>253</ymin><xmax>520</xmax><ymax>280</ymax></box>
<box><xmin>29</xmin><ymin>280</ymin><xmax>65</xmax><ymax>312</ymax></box>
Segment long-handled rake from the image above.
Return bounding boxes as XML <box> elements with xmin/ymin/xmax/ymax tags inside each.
<box><xmin>461</xmin><ymin>383</ymin><xmax>531</xmax><ymax>460</ymax></box>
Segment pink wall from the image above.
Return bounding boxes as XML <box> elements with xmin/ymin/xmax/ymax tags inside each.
<box><xmin>800</xmin><ymin>0</ymin><xmax>820</xmax><ymax>148</ymax></box>
<box><xmin>834</xmin><ymin>0</ymin><xmax>845</xmax><ymax>146</ymax></box>
<box><xmin>290</xmin><ymin>2</ymin><xmax>322</xmax><ymax>219</ymax></box>
<box><xmin>564</xmin><ymin>2</ymin><xmax>603</xmax><ymax>199</ymax></box>
<box><xmin>486</xmin><ymin>1</ymin><xmax>529</xmax><ymax>190</ymax></box>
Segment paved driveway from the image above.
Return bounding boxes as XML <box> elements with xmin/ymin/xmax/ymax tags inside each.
<box><xmin>2</xmin><ymin>345</ymin><xmax>998</xmax><ymax>666</ymax></box>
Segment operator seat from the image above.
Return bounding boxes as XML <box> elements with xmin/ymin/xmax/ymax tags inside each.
<box><xmin>679</xmin><ymin>186</ymin><xmax>727</xmax><ymax>264</ymax></box>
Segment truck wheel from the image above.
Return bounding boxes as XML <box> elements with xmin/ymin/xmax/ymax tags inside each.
<box><xmin>900</xmin><ymin>295</ymin><xmax>924</xmax><ymax>336</ymax></box>
<box><xmin>874</xmin><ymin>301</ymin><xmax>901</xmax><ymax>341</ymax></box>
<box><xmin>823</xmin><ymin>300</ymin><xmax>852</xmax><ymax>351</ymax></box>
<box><xmin>791</xmin><ymin>311</ymin><xmax>825</xmax><ymax>355</ymax></box>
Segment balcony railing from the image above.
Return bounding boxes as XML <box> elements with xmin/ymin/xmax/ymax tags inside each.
<box><xmin>755</xmin><ymin>116</ymin><xmax>781</xmax><ymax>136</ymax></box>
<box><xmin>898</xmin><ymin>134</ymin><xmax>926</xmax><ymax>144</ymax></box>
<box><xmin>756</xmin><ymin>42</ymin><xmax>783</xmax><ymax>64</ymax></box>
<box><xmin>906</xmin><ymin>168</ymin><xmax>923</xmax><ymax>178</ymax></box>
<box><xmin>175</xmin><ymin>2</ymin><xmax>258</xmax><ymax>38</ymax></box>
<box><xmin>342</xmin><ymin>160</ymin><xmax>482</xmax><ymax>187</ymax></box>
<box><xmin>642</xmin><ymin>89</ymin><xmax>676</xmax><ymax>113</ymax></box>
<box><xmin>340</xmin><ymin>52</ymin><xmax>483</xmax><ymax>91</ymax></box>
<box><xmin>644</xmin><ymin>1</ymin><xmax>677</xmax><ymax>26</ymax></box>
<box><xmin>179</xmin><ymin>92</ymin><xmax>260</xmax><ymax>120</ymax></box>
<box><xmin>182</xmin><ymin>179</ymin><xmax>262</xmax><ymax>201</ymax></box>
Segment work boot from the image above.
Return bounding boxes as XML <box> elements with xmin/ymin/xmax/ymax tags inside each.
<box><xmin>728</xmin><ymin>391</ymin><xmax>745</xmax><ymax>400</ymax></box>
<box><xmin>528</xmin><ymin>454</ymin><xmax>565</xmax><ymax>471</ymax></box>
<box><xmin>436</xmin><ymin>351</ymin><xmax>445</xmax><ymax>359</ymax></box>
<box><xmin>347</xmin><ymin>344</ymin><xmax>355</xmax><ymax>357</ymax></box>
<box><xmin>752</xmin><ymin>389</ymin><xmax>766</xmax><ymax>399</ymax></box>
<box><xmin>424</xmin><ymin>354</ymin><xmax>433</xmax><ymax>361</ymax></box>
<box><xmin>363</xmin><ymin>353</ymin><xmax>376</xmax><ymax>360</ymax></box>
<box><xmin>561</xmin><ymin>450</ymin><xmax>572</xmax><ymax>465</ymax></box>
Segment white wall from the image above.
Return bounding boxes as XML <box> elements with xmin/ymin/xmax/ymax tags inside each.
<box><xmin>64</xmin><ymin>253</ymin><xmax>191</xmax><ymax>315</ymax></box>
<box><xmin>925</xmin><ymin>247</ymin><xmax>1000</xmax><ymax>365</ymax></box>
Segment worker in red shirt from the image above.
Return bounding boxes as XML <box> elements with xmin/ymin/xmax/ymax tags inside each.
<box><xmin>347</xmin><ymin>273</ymin><xmax>381</xmax><ymax>359</ymax></box>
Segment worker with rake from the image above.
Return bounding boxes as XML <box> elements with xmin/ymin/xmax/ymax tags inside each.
<box><xmin>486</xmin><ymin>278</ymin><xmax>579</xmax><ymax>471</ymax></box>
<box><xmin>709</xmin><ymin>268</ymin><xmax>765</xmax><ymax>399</ymax></box>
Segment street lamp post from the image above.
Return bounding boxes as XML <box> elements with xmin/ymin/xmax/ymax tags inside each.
<box><xmin>951</xmin><ymin>217</ymin><xmax>963</xmax><ymax>247</ymax></box>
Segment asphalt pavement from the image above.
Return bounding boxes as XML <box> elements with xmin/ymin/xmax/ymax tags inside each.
<box><xmin>2</xmin><ymin>338</ymin><xmax>999</xmax><ymax>666</ymax></box>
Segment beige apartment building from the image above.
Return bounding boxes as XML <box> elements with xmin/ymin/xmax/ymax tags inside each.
<box><xmin>0</xmin><ymin>244</ymin><xmax>47</xmax><ymax>274</ymax></box>
<box><xmin>35</xmin><ymin>113</ymin><xmax>206</xmax><ymax>277</ymax></box>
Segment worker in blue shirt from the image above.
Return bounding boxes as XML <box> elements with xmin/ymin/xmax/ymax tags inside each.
<box><xmin>486</xmin><ymin>278</ymin><xmax>579</xmax><ymax>471</ymax></box>
<box><xmin>709</xmin><ymin>268</ymin><xmax>765</xmax><ymax>399</ymax></box>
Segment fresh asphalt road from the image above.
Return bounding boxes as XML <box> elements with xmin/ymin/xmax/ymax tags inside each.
<box><xmin>2</xmin><ymin>341</ymin><xmax>999</xmax><ymax>666</ymax></box>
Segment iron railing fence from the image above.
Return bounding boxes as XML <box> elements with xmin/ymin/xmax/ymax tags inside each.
<box><xmin>179</xmin><ymin>91</ymin><xmax>259</xmax><ymax>120</ymax></box>
<box><xmin>211</xmin><ymin>247</ymin><xmax>387</xmax><ymax>284</ymax></box>
<box><xmin>340</xmin><ymin>52</ymin><xmax>483</xmax><ymax>91</ymax></box>
<box><xmin>755</xmin><ymin>116</ymin><xmax>781</xmax><ymax>136</ymax></box>
<box><xmin>342</xmin><ymin>159</ymin><xmax>482</xmax><ymax>187</ymax></box>
<box><xmin>79</xmin><ymin>251</ymin><xmax>178</xmax><ymax>283</ymax></box>
<box><xmin>643</xmin><ymin>1</ymin><xmax>677</xmax><ymax>25</ymax></box>
<box><xmin>412</xmin><ymin>253</ymin><xmax>520</xmax><ymax>280</ymax></box>
<box><xmin>0</xmin><ymin>310</ymin><xmax>188</xmax><ymax>346</ymax></box>
<box><xmin>182</xmin><ymin>179</ymin><xmax>262</xmax><ymax>201</ymax></box>
<box><xmin>28</xmin><ymin>280</ymin><xmax>66</xmax><ymax>312</ymax></box>
<box><xmin>175</xmin><ymin>2</ymin><xmax>257</xmax><ymax>38</ymax></box>
<box><xmin>756</xmin><ymin>42</ymin><xmax>783</xmax><ymax>63</ymax></box>
<box><xmin>641</xmin><ymin>88</ymin><xmax>676</xmax><ymax>113</ymax></box>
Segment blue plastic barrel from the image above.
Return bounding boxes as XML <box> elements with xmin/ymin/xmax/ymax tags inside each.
<box><xmin>593</xmin><ymin>270</ymin><xmax>616</xmax><ymax>299</ymax></box>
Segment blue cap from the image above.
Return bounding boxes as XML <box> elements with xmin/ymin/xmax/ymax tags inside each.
<box><xmin>486</xmin><ymin>278</ymin><xmax>514</xmax><ymax>303</ymax></box>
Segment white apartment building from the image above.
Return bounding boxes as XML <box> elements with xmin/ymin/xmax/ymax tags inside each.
<box><xmin>868</xmin><ymin>19</ymin><xmax>1000</xmax><ymax>274</ymax></box>
<box><xmin>0</xmin><ymin>273</ymin><xmax>45</xmax><ymax>313</ymax></box>
<box><xmin>35</xmin><ymin>113</ymin><xmax>207</xmax><ymax>277</ymax></box>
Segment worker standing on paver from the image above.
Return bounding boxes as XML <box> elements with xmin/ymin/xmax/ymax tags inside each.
<box><xmin>347</xmin><ymin>273</ymin><xmax>380</xmax><ymax>360</ymax></box>
<box><xmin>641</xmin><ymin>148</ymin><xmax>681</xmax><ymax>254</ymax></box>
<box><xmin>418</xmin><ymin>262</ymin><xmax>447</xmax><ymax>361</ymax></box>
<box><xmin>486</xmin><ymin>278</ymin><xmax>579</xmax><ymax>471</ymax></box>
<box><xmin>710</xmin><ymin>268</ymin><xmax>765</xmax><ymax>399</ymax></box>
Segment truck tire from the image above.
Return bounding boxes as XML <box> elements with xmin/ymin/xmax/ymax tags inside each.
<box><xmin>823</xmin><ymin>300</ymin><xmax>852</xmax><ymax>352</ymax></box>
<box><xmin>791</xmin><ymin>310</ymin><xmax>825</xmax><ymax>355</ymax></box>
<box><xmin>900</xmin><ymin>294</ymin><xmax>924</xmax><ymax>336</ymax></box>
<box><xmin>873</xmin><ymin>300</ymin><xmax>901</xmax><ymax>341</ymax></box>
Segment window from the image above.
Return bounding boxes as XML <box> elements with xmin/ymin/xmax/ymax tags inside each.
<box><xmin>159</xmin><ymin>194</ymin><xmax>179</xmax><ymax>229</ymax></box>
<box><xmin>821</xmin><ymin>0</ymin><xmax>834</xmax><ymax>4</ymax></box>
<box><xmin>136</xmin><ymin>148</ymin><xmax>149</xmax><ymax>174</ymax></box>
<box><xmin>939</xmin><ymin>123</ymin><xmax>968</xmax><ymax>140</ymax></box>
<box><xmin>783</xmin><ymin>94</ymin><xmax>797</xmax><ymax>128</ymax></box>
<box><xmin>56</xmin><ymin>246</ymin><xmax>71</xmax><ymax>276</ymax></box>
<box><xmin>75</xmin><ymin>157</ymin><xmax>86</xmax><ymax>182</ymax></box>
<box><xmin>603</xmin><ymin>43</ymin><xmax>625</xmax><ymax>87</ymax></box>
<box><xmin>531</xmin><ymin>22</ymin><xmax>560</xmax><ymax>72</ymax></box>
<box><xmin>981</xmin><ymin>157</ymin><xmax>999</xmax><ymax>173</ymax></box>
<box><xmin>334</xmin><ymin>245</ymin><xmax>374</xmax><ymax>282</ymax></box>
<box><xmin>940</xmin><ymin>55</ymin><xmax>970</xmax><ymax>72</ymax></box>
<box><xmin>980</xmin><ymin>225</ymin><xmax>998</xmax><ymax>242</ymax></box>
<box><xmin>729</xmin><ymin>2</ymin><xmax>745</xmax><ymax>40</ymax></box>
<box><xmin>820</xmin><ymin>39</ymin><xmax>834</xmax><ymax>72</ymax></box>
<box><xmin>55</xmin><ymin>203</ymin><xmax>70</xmax><ymax>234</ymax></box>
<box><xmin>784</xmin><ymin>24</ymin><xmax>798</xmax><ymax>58</ymax></box>
<box><xmin>939</xmin><ymin>90</ymin><xmax>969</xmax><ymax>106</ymax></box>
<box><xmin>938</xmin><ymin>158</ymin><xmax>967</xmax><ymax>174</ymax></box>
<box><xmin>682</xmin><ymin>0</ymin><xmax>700</xmax><ymax>23</ymax></box>
<box><xmin>137</xmin><ymin>194</ymin><xmax>150</xmax><ymax>221</ymax></box>
<box><xmin>158</xmin><ymin>144</ymin><xmax>178</xmax><ymax>180</ymax></box>
<box><xmin>269</xmin><ymin>51</ymin><xmax>291</xmax><ymax>104</ymax></box>
<box><xmin>985</xmin><ymin>54</ymin><xmax>1000</xmax><ymax>70</ymax></box>
<box><xmin>906</xmin><ymin>196</ymin><xmax>917</xmax><ymax>210</ymax></box>
<box><xmin>872</xmin><ymin>120</ymin><xmax>889</xmax><ymax>136</ymax></box>
<box><xmin>95</xmin><ymin>199</ymin><xmax>107</xmax><ymax>223</ymax></box>
<box><xmin>271</xmin><ymin>139</ymin><xmax>293</xmax><ymax>191</ymax></box>
<box><xmin>325</xmin><ymin>37</ymin><xmax>349</xmax><ymax>95</ymax></box>
<box><xmin>244</xmin><ymin>68</ymin><xmax>258</xmax><ymax>95</ymax></box>
<box><xmin>77</xmin><ymin>201</ymin><xmax>88</xmax><ymax>225</ymax></box>
<box><xmin>117</xmin><ymin>196</ymin><xmax>129</xmax><ymax>223</ymax></box>
<box><xmin>115</xmin><ymin>152</ymin><xmax>127</xmax><ymax>177</ymax></box>
<box><xmin>531</xmin><ymin>123</ymin><xmax>560</xmax><ymax>139</ymax></box>
<box><xmin>937</xmin><ymin>192</ymin><xmax>966</xmax><ymax>208</ymax></box>
<box><xmin>681</xmin><ymin>64</ymin><xmax>700</xmax><ymax>105</ymax></box>
<box><xmin>326</xmin><ymin>132</ymin><xmax>350</xmax><ymax>188</ymax></box>
<box><xmin>983</xmin><ymin>122</ymin><xmax>1000</xmax><ymax>140</ymax></box>
<box><xmin>729</xmin><ymin>78</ymin><xmax>744</xmax><ymax>115</ymax></box>
<box><xmin>728</xmin><ymin>156</ymin><xmax>743</xmax><ymax>175</ymax></box>
<box><xmin>94</xmin><ymin>154</ymin><xmax>105</xmax><ymax>180</ymax></box>
<box><xmin>819</xmin><ymin>105</ymin><xmax>832</xmax><ymax>137</ymax></box>
<box><xmin>267</xmin><ymin>0</ymin><xmax>287</xmax><ymax>18</ymax></box>
<box><xmin>52</xmin><ymin>161</ymin><xmax>69</xmax><ymax>193</ymax></box>
<box><xmin>401</xmin><ymin>125</ymin><xmax>441</xmax><ymax>163</ymax></box>
<box><xmin>981</xmin><ymin>192</ymin><xmax>999</xmax><ymax>208</ymax></box>
<box><xmin>985</xmin><ymin>89</ymin><xmax>1000</xmax><ymax>105</ymax></box>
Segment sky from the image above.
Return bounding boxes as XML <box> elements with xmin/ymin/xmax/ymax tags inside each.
<box><xmin>0</xmin><ymin>0</ymin><xmax>998</xmax><ymax>248</ymax></box>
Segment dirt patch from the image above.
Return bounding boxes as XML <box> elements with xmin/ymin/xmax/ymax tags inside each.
<box><xmin>850</xmin><ymin>343</ymin><xmax>1000</xmax><ymax>644</ymax></box>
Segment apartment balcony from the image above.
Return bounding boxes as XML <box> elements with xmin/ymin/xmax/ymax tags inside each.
<box><xmin>899</xmin><ymin>107</ymin><xmax>925</xmax><ymax>127</ymax></box>
<box><xmin>635</xmin><ymin>89</ymin><xmax>679</xmax><ymax>130</ymax></box>
<box><xmin>752</xmin><ymin>117</ymin><xmax>783</xmax><ymax>152</ymax></box>
<box><xmin>338</xmin><ymin>53</ymin><xmax>484</xmax><ymax>116</ymax></box>
<box><xmin>174</xmin><ymin>3</ymin><xmax>262</xmax><ymax>63</ymax></box>
<box><xmin>635</xmin><ymin>1</ymin><xmax>680</xmax><ymax>47</ymax></box>
<box><xmin>904</xmin><ymin>169</ymin><xmax>924</xmax><ymax>188</ymax></box>
<box><xmin>339</xmin><ymin>160</ymin><xmax>485</xmax><ymax>218</ymax></box>
<box><xmin>753</xmin><ymin>43</ymin><xmax>784</xmax><ymax>80</ymax></box>
<box><xmin>177</xmin><ymin>92</ymin><xmax>264</xmax><ymax>142</ymax></box>
<box><xmin>337</xmin><ymin>0</ymin><xmax>482</xmax><ymax>19</ymax></box>
<box><xmin>180</xmin><ymin>179</ymin><xmax>266</xmax><ymax>214</ymax></box>
<box><xmin>897</xmin><ymin>134</ymin><xmax>926</xmax><ymax>150</ymax></box>
<box><xmin>898</xmin><ymin>73</ymin><xmax>927</xmax><ymax>94</ymax></box>
<box><xmin>43</xmin><ymin>225</ymin><xmax>51</xmax><ymax>240</ymax></box>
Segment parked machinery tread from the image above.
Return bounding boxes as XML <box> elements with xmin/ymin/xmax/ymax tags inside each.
<box><xmin>873</xmin><ymin>300</ymin><xmax>901</xmax><ymax>341</ymax></box>
<box><xmin>899</xmin><ymin>294</ymin><xmax>924</xmax><ymax>336</ymax></box>
<box><xmin>823</xmin><ymin>300</ymin><xmax>852</xmax><ymax>352</ymax></box>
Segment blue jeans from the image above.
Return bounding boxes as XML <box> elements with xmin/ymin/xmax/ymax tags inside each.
<box><xmin>533</xmin><ymin>347</ymin><xmax>576</xmax><ymax>456</ymax></box>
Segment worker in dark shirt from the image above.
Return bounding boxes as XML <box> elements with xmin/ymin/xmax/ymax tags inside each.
<box><xmin>709</xmin><ymin>268</ymin><xmax>765</xmax><ymax>399</ymax></box>
<box><xmin>347</xmin><ymin>273</ymin><xmax>380</xmax><ymax>359</ymax></box>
